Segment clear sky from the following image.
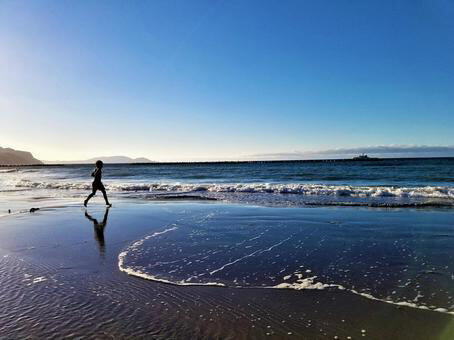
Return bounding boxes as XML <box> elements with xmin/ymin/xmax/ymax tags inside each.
<box><xmin>1</xmin><ymin>0</ymin><xmax>454</xmax><ymax>161</ymax></box>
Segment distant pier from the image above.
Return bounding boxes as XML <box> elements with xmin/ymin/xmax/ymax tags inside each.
<box><xmin>1</xmin><ymin>157</ymin><xmax>454</xmax><ymax>168</ymax></box>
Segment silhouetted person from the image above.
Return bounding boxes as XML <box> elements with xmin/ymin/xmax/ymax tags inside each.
<box><xmin>84</xmin><ymin>160</ymin><xmax>111</xmax><ymax>207</ymax></box>
<box><xmin>85</xmin><ymin>207</ymin><xmax>110</xmax><ymax>256</ymax></box>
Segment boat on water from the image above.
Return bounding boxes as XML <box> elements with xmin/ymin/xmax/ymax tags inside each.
<box><xmin>352</xmin><ymin>154</ymin><xmax>379</xmax><ymax>161</ymax></box>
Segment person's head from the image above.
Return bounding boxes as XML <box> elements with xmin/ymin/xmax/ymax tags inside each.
<box><xmin>95</xmin><ymin>160</ymin><xmax>103</xmax><ymax>169</ymax></box>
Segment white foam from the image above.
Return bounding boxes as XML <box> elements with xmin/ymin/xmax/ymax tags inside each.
<box><xmin>262</xmin><ymin>236</ymin><xmax>292</xmax><ymax>252</ymax></box>
<box><xmin>13</xmin><ymin>179</ymin><xmax>454</xmax><ymax>200</ymax></box>
<box><xmin>271</xmin><ymin>273</ymin><xmax>454</xmax><ymax>315</ymax></box>
<box><xmin>272</xmin><ymin>275</ymin><xmax>344</xmax><ymax>290</ymax></box>
<box><xmin>118</xmin><ymin>226</ymin><xmax>225</xmax><ymax>287</ymax></box>
<box><xmin>209</xmin><ymin>248</ymin><xmax>265</xmax><ymax>275</ymax></box>
<box><xmin>119</xmin><ymin>235</ymin><xmax>454</xmax><ymax>315</ymax></box>
<box><xmin>0</xmin><ymin>169</ymin><xmax>18</xmax><ymax>173</ymax></box>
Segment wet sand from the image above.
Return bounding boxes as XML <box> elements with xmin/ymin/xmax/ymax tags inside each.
<box><xmin>0</xmin><ymin>201</ymin><xmax>453</xmax><ymax>339</ymax></box>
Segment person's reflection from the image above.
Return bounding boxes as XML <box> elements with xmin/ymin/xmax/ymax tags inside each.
<box><xmin>84</xmin><ymin>207</ymin><xmax>110</xmax><ymax>258</ymax></box>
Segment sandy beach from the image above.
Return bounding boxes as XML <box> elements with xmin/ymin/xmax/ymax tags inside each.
<box><xmin>3</xmin><ymin>0</ymin><xmax>454</xmax><ymax>337</ymax></box>
<box><xmin>1</xmin><ymin>200</ymin><xmax>453</xmax><ymax>339</ymax></box>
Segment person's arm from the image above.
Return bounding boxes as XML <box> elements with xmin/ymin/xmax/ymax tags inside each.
<box><xmin>91</xmin><ymin>168</ymin><xmax>98</xmax><ymax>177</ymax></box>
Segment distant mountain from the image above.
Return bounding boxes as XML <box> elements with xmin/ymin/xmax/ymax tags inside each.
<box><xmin>0</xmin><ymin>147</ymin><xmax>43</xmax><ymax>165</ymax></box>
<box><xmin>45</xmin><ymin>156</ymin><xmax>154</xmax><ymax>164</ymax></box>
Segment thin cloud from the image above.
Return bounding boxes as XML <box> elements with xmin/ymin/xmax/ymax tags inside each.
<box><xmin>245</xmin><ymin>145</ymin><xmax>454</xmax><ymax>160</ymax></box>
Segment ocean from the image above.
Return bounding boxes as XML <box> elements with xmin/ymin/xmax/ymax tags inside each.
<box><xmin>1</xmin><ymin>158</ymin><xmax>454</xmax><ymax>338</ymax></box>
<box><xmin>2</xmin><ymin>158</ymin><xmax>454</xmax><ymax>208</ymax></box>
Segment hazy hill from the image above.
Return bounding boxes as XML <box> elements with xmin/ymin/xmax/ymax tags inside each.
<box><xmin>0</xmin><ymin>147</ymin><xmax>43</xmax><ymax>165</ymax></box>
<box><xmin>45</xmin><ymin>156</ymin><xmax>154</xmax><ymax>164</ymax></box>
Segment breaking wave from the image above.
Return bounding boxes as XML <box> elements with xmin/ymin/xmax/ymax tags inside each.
<box><xmin>0</xmin><ymin>169</ymin><xmax>18</xmax><ymax>173</ymax></box>
<box><xmin>13</xmin><ymin>180</ymin><xmax>454</xmax><ymax>200</ymax></box>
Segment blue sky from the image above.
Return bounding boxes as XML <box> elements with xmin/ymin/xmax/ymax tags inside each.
<box><xmin>1</xmin><ymin>0</ymin><xmax>454</xmax><ymax>161</ymax></box>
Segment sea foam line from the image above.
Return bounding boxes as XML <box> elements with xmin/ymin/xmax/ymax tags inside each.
<box><xmin>118</xmin><ymin>231</ymin><xmax>454</xmax><ymax>316</ymax></box>
<box><xmin>117</xmin><ymin>226</ymin><xmax>225</xmax><ymax>287</ymax></box>
<box><xmin>12</xmin><ymin>179</ymin><xmax>454</xmax><ymax>199</ymax></box>
<box><xmin>270</xmin><ymin>273</ymin><xmax>454</xmax><ymax>315</ymax></box>
<box><xmin>210</xmin><ymin>236</ymin><xmax>292</xmax><ymax>275</ymax></box>
<box><xmin>209</xmin><ymin>248</ymin><xmax>265</xmax><ymax>276</ymax></box>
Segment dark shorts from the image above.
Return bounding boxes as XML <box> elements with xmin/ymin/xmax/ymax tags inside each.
<box><xmin>92</xmin><ymin>182</ymin><xmax>105</xmax><ymax>193</ymax></box>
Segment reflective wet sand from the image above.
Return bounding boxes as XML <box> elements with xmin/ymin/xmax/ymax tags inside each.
<box><xmin>0</xmin><ymin>202</ymin><xmax>453</xmax><ymax>339</ymax></box>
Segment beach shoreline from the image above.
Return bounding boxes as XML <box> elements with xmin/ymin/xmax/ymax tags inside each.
<box><xmin>0</xmin><ymin>200</ymin><xmax>453</xmax><ymax>339</ymax></box>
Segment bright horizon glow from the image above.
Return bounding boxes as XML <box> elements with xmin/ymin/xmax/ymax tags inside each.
<box><xmin>1</xmin><ymin>1</ymin><xmax>454</xmax><ymax>161</ymax></box>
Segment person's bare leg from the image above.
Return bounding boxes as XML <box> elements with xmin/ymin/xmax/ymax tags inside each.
<box><xmin>101</xmin><ymin>188</ymin><xmax>111</xmax><ymax>206</ymax></box>
<box><xmin>84</xmin><ymin>192</ymin><xmax>95</xmax><ymax>207</ymax></box>
<box><xmin>102</xmin><ymin>207</ymin><xmax>110</xmax><ymax>225</ymax></box>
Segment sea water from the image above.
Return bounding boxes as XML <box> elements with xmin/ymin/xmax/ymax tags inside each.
<box><xmin>1</xmin><ymin>159</ymin><xmax>454</xmax><ymax>315</ymax></box>
<box><xmin>116</xmin><ymin>204</ymin><xmax>454</xmax><ymax>315</ymax></box>
<box><xmin>1</xmin><ymin>158</ymin><xmax>454</xmax><ymax>207</ymax></box>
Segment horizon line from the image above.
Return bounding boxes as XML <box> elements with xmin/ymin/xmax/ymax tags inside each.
<box><xmin>1</xmin><ymin>155</ymin><xmax>453</xmax><ymax>167</ymax></box>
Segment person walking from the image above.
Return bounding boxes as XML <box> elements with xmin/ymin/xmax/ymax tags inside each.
<box><xmin>84</xmin><ymin>160</ymin><xmax>112</xmax><ymax>207</ymax></box>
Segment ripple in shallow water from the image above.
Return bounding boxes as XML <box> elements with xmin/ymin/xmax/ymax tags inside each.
<box><xmin>118</xmin><ymin>210</ymin><xmax>454</xmax><ymax>315</ymax></box>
